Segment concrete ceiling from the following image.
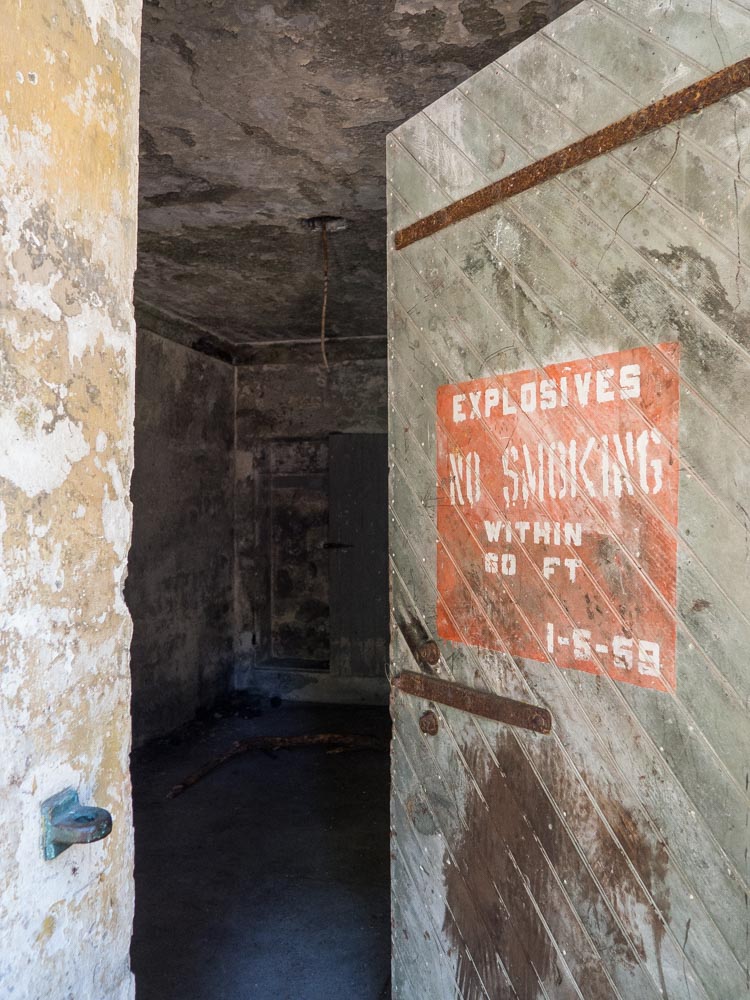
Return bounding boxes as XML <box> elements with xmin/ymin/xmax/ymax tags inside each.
<box><xmin>136</xmin><ymin>0</ymin><xmax>576</xmax><ymax>362</ymax></box>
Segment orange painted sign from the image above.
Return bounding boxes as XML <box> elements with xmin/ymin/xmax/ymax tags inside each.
<box><xmin>436</xmin><ymin>344</ymin><xmax>680</xmax><ymax>692</ymax></box>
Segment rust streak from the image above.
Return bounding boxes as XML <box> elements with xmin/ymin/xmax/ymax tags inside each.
<box><xmin>393</xmin><ymin>670</ymin><xmax>552</xmax><ymax>734</ymax></box>
<box><xmin>394</xmin><ymin>57</ymin><xmax>750</xmax><ymax>250</ymax></box>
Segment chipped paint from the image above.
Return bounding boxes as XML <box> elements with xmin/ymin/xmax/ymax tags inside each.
<box><xmin>0</xmin><ymin>0</ymin><xmax>141</xmax><ymax>997</ymax></box>
<box><xmin>0</xmin><ymin>401</ymin><xmax>90</xmax><ymax>498</ymax></box>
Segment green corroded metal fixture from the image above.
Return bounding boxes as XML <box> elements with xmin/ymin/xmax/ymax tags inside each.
<box><xmin>41</xmin><ymin>788</ymin><xmax>113</xmax><ymax>861</ymax></box>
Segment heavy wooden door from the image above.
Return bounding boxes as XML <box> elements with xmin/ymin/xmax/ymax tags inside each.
<box><xmin>387</xmin><ymin>4</ymin><xmax>750</xmax><ymax>998</ymax></box>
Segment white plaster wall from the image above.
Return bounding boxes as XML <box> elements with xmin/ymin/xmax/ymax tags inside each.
<box><xmin>0</xmin><ymin>1</ymin><xmax>141</xmax><ymax>996</ymax></box>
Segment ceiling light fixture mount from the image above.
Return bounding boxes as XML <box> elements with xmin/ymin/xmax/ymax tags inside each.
<box><xmin>301</xmin><ymin>215</ymin><xmax>348</xmax><ymax>232</ymax></box>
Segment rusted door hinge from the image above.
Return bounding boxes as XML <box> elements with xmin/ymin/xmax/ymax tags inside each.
<box><xmin>392</xmin><ymin>670</ymin><xmax>552</xmax><ymax>735</ymax></box>
<box><xmin>394</xmin><ymin>56</ymin><xmax>750</xmax><ymax>250</ymax></box>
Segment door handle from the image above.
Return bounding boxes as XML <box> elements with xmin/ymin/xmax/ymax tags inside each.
<box><xmin>41</xmin><ymin>788</ymin><xmax>113</xmax><ymax>860</ymax></box>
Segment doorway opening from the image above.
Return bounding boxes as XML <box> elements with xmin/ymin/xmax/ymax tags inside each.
<box><xmin>124</xmin><ymin>341</ymin><xmax>391</xmax><ymax>998</ymax></box>
<box><xmin>126</xmin><ymin>7</ymin><xmax>395</xmax><ymax>984</ymax></box>
<box><xmin>122</xmin><ymin>1</ymin><xmax>520</xmax><ymax>994</ymax></box>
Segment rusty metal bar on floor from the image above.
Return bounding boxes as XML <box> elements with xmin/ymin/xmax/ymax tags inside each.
<box><xmin>393</xmin><ymin>670</ymin><xmax>552</xmax><ymax>735</ymax></box>
<box><xmin>394</xmin><ymin>56</ymin><xmax>750</xmax><ymax>250</ymax></box>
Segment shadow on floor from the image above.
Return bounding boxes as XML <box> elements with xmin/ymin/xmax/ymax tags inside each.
<box><xmin>131</xmin><ymin>700</ymin><xmax>391</xmax><ymax>1000</ymax></box>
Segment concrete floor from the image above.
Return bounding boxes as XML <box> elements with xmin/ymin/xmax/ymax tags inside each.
<box><xmin>130</xmin><ymin>700</ymin><xmax>391</xmax><ymax>1000</ymax></box>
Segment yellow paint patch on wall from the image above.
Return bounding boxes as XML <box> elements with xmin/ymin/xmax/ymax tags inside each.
<box><xmin>36</xmin><ymin>913</ymin><xmax>56</xmax><ymax>944</ymax></box>
<box><xmin>0</xmin><ymin>1</ymin><xmax>139</xmax><ymax>216</ymax></box>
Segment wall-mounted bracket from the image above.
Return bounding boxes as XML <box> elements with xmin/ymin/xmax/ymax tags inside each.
<box><xmin>41</xmin><ymin>788</ymin><xmax>112</xmax><ymax>861</ymax></box>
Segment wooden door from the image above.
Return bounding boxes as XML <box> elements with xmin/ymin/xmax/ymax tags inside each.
<box><xmin>387</xmin><ymin>4</ymin><xmax>750</xmax><ymax>997</ymax></box>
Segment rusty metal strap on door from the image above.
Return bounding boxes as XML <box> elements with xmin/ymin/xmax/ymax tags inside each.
<box><xmin>394</xmin><ymin>56</ymin><xmax>750</xmax><ymax>250</ymax></box>
<box><xmin>393</xmin><ymin>670</ymin><xmax>552</xmax><ymax>735</ymax></box>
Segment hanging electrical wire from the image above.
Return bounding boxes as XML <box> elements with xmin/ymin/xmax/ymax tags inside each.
<box><xmin>302</xmin><ymin>214</ymin><xmax>345</xmax><ymax>369</ymax></box>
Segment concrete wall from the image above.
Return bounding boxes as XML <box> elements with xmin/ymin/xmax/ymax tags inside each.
<box><xmin>0</xmin><ymin>1</ymin><xmax>141</xmax><ymax>997</ymax></box>
<box><xmin>127</xmin><ymin>328</ymin><xmax>234</xmax><ymax>745</ymax></box>
<box><xmin>234</xmin><ymin>359</ymin><xmax>388</xmax><ymax>699</ymax></box>
<box><xmin>127</xmin><ymin>342</ymin><xmax>385</xmax><ymax>738</ymax></box>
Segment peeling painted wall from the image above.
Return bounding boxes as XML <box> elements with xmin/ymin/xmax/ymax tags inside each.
<box><xmin>0</xmin><ymin>0</ymin><xmax>141</xmax><ymax>996</ymax></box>
<box><xmin>126</xmin><ymin>328</ymin><xmax>234</xmax><ymax>745</ymax></box>
<box><xmin>234</xmin><ymin>360</ymin><xmax>387</xmax><ymax>687</ymax></box>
